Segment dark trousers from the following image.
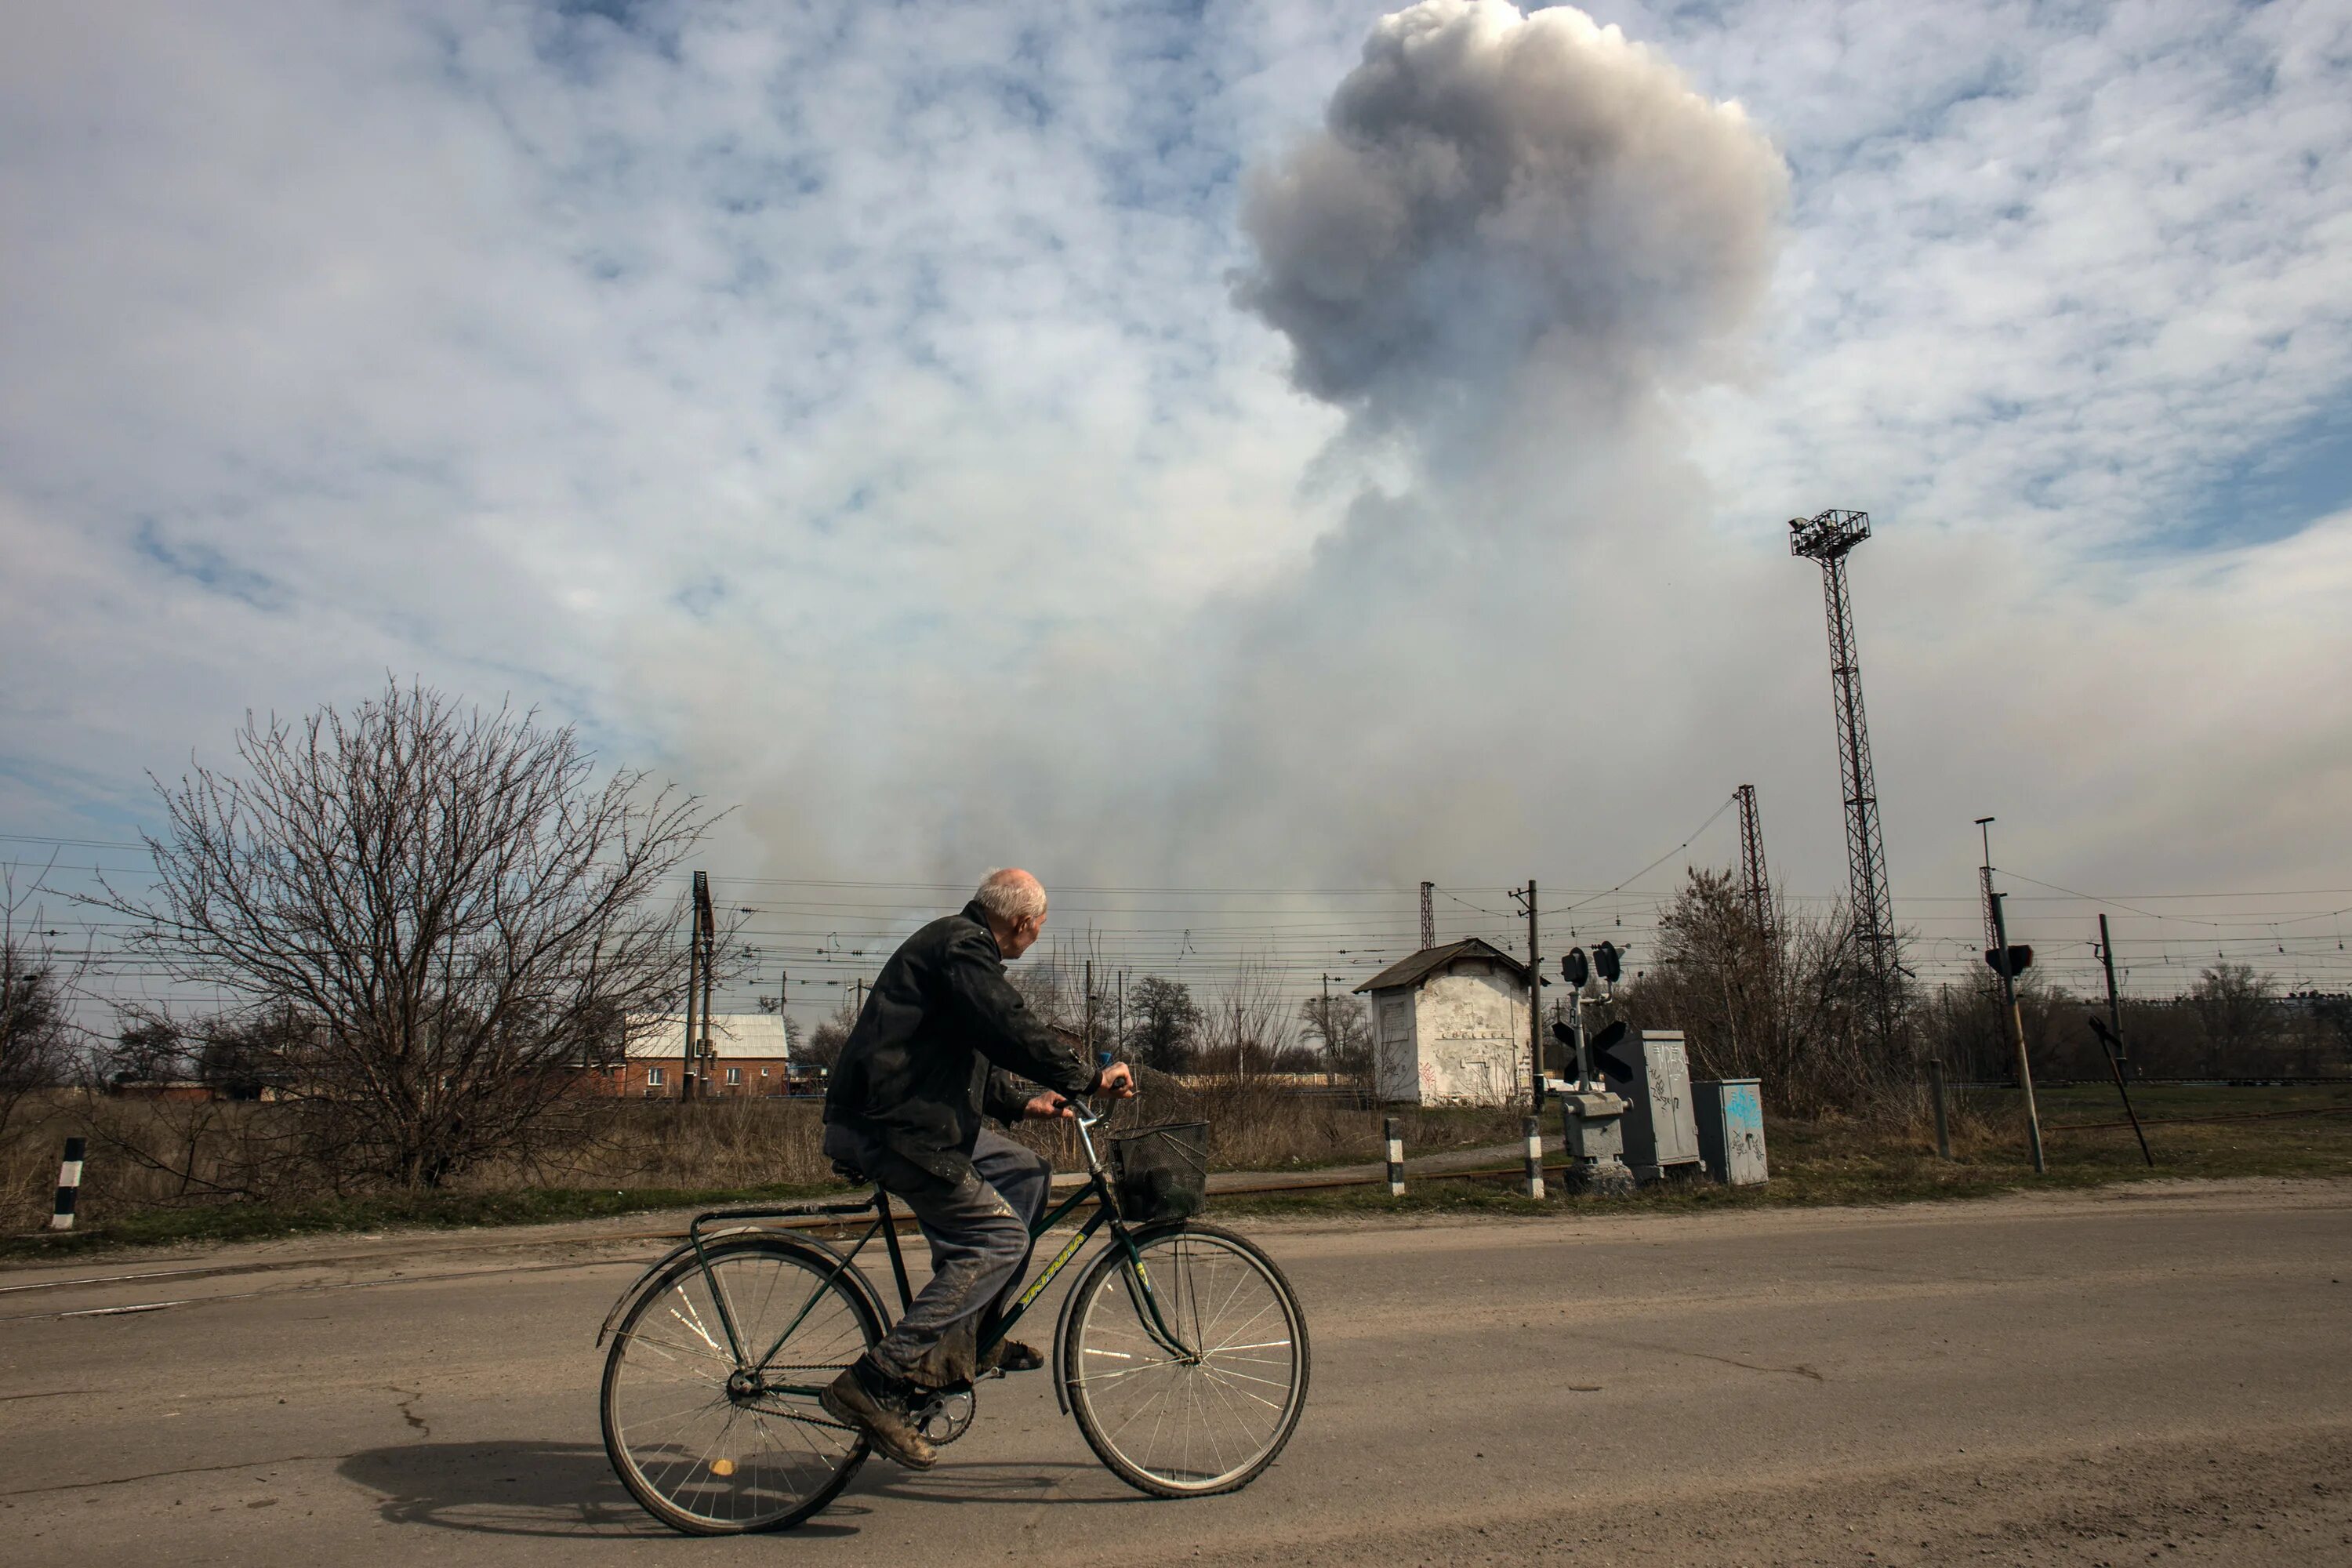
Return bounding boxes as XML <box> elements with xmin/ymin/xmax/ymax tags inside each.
<box><xmin>820</xmin><ymin>1124</ymin><xmax>1052</xmax><ymax>1388</ymax></box>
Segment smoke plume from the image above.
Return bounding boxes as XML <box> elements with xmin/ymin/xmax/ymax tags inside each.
<box><xmin>1235</xmin><ymin>0</ymin><xmax>1786</xmax><ymax>456</ymax></box>
<box><xmin>757</xmin><ymin>1</ymin><xmax>1804</xmax><ymax>893</ymax></box>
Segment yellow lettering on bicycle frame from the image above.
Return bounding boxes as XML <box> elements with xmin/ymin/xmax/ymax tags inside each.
<box><xmin>1015</xmin><ymin>1229</ymin><xmax>1090</xmax><ymax>1310</ymax></box>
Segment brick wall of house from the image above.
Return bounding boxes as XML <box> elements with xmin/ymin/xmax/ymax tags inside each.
<box><xmin>579</xmin><ymin>1058</ymin><xmax>807</xmax><ymax>1098</ymax></box>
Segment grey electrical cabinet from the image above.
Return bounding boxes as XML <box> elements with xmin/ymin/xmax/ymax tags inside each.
<box><xmin>1618</xmin><ymin>1029</ymin><xmax>1703</xmax><ymax>1181</ymax></box>
<box><xmin>1695</xmin><ymin>1077</ymin><xmax>1769</xmax><ymax>1185</ymax></box>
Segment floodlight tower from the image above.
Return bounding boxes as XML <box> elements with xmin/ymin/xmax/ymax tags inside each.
<box><xmin>1735</xmin><ymin>783</ymin><xmax>1773</xmax><ymax>941</ymax></box>
<box><xmin>1788</xmin><ymin>509</ymin><xmax>1900</xmax><ymax>1047</ymax></box>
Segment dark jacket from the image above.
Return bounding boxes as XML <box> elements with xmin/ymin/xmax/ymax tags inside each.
<box><xmin>822</xmin><ymin>901</ymin><xmax>1097</xmax><ymax>1184</ymax></box>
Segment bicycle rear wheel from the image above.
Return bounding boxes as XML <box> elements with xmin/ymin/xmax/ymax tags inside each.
<box><xmin>601</xmin><ymin>1236</ymin><xmax>879</xmax><ymax>1534</ymax></box>
<box><xmin>1062</xmin><ymin>1222</ymin><xmax>1309</xmax><ymax>1497</ymax></box>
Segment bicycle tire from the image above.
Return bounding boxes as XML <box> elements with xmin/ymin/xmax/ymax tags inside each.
<box><xmin>1062</xmin><ymin>1221</ymin><xmax>1310</xmax><ymax>1497</ymax></box>
<box><xmin>601</xmin><ymin>1236</ymin><xmax>879</xmax><ymax>1534</ymax></box>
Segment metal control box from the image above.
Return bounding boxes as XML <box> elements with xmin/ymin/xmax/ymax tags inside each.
<box><xmin>1558</xmin><ymin>1090</ymin><xmax>1627</xmax><ymax>1161</ymax></box>
<box><xmin>1695</xmin><ymin>1077</ymin><xmax>1769</xmax><ymax>1185</ymax></box>
<box><xmin>1556</xmin><ymin>1090</ymin><xmax>1635</xmax><ymax>1196</ymax></box>
<box><xmin>1618</xmin><ymin>1030</ymin><xmax>1703</xmax><ymax>1181</ymax></box>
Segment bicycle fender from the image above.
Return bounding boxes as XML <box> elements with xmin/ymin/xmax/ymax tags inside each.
<box><xmin>1050</xmin><ymin>1247</ymin><xmax>1087</xmax><ymax>1416</ymax></box>
<box><xmin>593</xmin><ymin>1229</ymin><xmax>886</xmax><ymax>1349</ymax></box>
<box><xmin>595</xmin><ymin>1227</ymin><xmax>757</xmax><ymax>1348</ymax></box>
<box><xmin>1051</xmin><ymin>1219</ymin><xmax>1195</xmax><ymax>1414</ymax></box>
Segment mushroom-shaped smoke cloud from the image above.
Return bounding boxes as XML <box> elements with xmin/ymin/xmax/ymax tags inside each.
<box><xmin>1236</xmin><ymin>0</ymin><xmax>1787</xmax><ymax>451</ymax></box>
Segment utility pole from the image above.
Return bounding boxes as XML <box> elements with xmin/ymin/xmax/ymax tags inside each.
<box><xmin>1084</xmin><ymin>958</ymin><xmax>1095</xmax><ymax>1055</ymax></box>
<box><xmin>1420</xmin><ymin>881</ymin><xmax>1436</xmax><ymax>951</ymax></box>
<box><xmin>1975</xmin><ymin>820</ymin><xmax>2043</xmax><ymax>1170</ymax></box>
<box><xmin>1791</xmin><ymin>510</ymin><xmax>1900</xmax><ymax>1052</ymax></box>
<box><xmin>1320</xmin><ymin>971</ymin><xmax>1334</xmax><ymax>1087</ymax></box>
<box><xmin>682</xmin><ymin>872</ymin><xmax>705</xmax><ymax>1104</ymax></box>
<box><xmin>2087</xmin><ymin>911</ymin><xmax>2154</xmax><ymax>1167</ymax></box>
<box><xmin>1989</xmin><ymin>890</ymin><xmax>2045</xmax><ymax>1174</ymax></box>
<box><xmin>696</xmin><ymin>871</ymin><xmax>716</xmax><ymax>1094</ymax></box>
<box><xmin>851</xmin><ymin>977</ymin><xmax>867</xmax><ymax>1015</ymax></box>
<box><xmin>1515</xmin><ymin>880</ymin><xmax>1542</xmax><ymax>1109</ymax></box>
<box><xmin>1116</xmin><ymin>970</ymin><xmax>1126</xmax><ymax>1062</ymax></box>
<box><xmin>2097</xmin><ymin>913</ymin><xmax>2125</xmax><ymax>1064</ymax></box>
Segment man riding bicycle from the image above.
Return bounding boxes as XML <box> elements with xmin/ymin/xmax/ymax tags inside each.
<box><xmin>818</xmin><ymin>867</ymin><xmax>1136</xmax><ymax>1468</ymax></box>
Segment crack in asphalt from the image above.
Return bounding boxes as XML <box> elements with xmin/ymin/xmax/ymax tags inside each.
<box><xmin>0</xmin><ymin>1454</ymin><xmax>324</xmax><ymax>1497</ymax></box>
<box><xmin>1587</xmin><ymin>1334</ymin><xmax>1828</xmax><ymax>1381</ymax></box>
<box><xmin>386</xmin><ymin>1385</ymin><xmax>430</xmax><ymax>1437</ymax></box>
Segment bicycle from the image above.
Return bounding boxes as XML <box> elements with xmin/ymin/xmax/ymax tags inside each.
<box><xmin>594</xmin><ymin>1099</ymin><xmax>1312</xmax><ymax>1534</ymax></box>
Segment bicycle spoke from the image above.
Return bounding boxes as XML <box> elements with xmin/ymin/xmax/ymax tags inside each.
<box><xmin>605</xmin><ymin>1242</ymin><xmax>876</xmax><ymax>1533</ymax></box>
<box><xmin>1069</xmin><ymin>1228</ymin><xmax>1304</xmax><ymax>1494</ymax></box>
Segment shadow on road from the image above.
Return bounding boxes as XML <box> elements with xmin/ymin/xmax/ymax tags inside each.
<box><xmin>336</xmin><ymin>1440</ymin><xmax>804</xmax><ymax>1538</ymax></box>
<box><xmin>846</xmin><ymin>1457</ymin><xmax>1145</xmax><ymax>1510</ymax></box>
<box><xmin>338</xmin><ymin>1442</ymin><xmax>1137</xmax><ymax>1537</ymax></box>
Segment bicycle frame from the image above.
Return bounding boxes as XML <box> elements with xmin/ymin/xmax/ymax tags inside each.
<box><xmin>642</xmin><ymin>1104</ymin><xmax>1197</xmax><ymax>1401</ymax></box>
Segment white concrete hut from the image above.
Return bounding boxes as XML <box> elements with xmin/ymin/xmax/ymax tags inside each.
<box><xmin>1354</xmin><ymin>938</ymin><xmax>1533</xmax><ymax>1106</ymax></box>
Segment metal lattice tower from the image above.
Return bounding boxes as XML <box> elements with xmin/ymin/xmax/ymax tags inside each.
<box><xmin>1735</xmin><ymin>784</ymin><xmax>1773</xmax><ymax>940</ymax></box>
<box><xmin>1420</xmin><ymin>881</ymin><xmax>1436</xmax><ymax>950</ymax></box>
<box><xmin>1788</xmin><ymin>509</ymin><xmax>1900</xmax><ymax>1043</ymax></box>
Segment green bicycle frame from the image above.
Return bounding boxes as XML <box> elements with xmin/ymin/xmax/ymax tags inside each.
<box><xmin>670</xmin><ymin>1112</ymin><xmax>1196</xmax><ymax>1401</ymax></box>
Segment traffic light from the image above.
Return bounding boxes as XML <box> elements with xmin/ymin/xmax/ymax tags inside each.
<box><xmin>1984</xmin><ymin>945</ymin><xmax>2033</xmax><ymax>978</ymax></box>
<box><xmin>1562</xmin><ymin>947</ymin><xmax>1588</xmax><ymax>987</ymax></box>
<box><xmin>1593</xmin><ymin>940</ymin><xmax>1621</xmax><ymax>983</ymax></box>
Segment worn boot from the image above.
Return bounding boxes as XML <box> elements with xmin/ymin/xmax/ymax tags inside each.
<box><xmin>976</xmin><ymin>1338</ymin><xmax>1045</xmax><ymax>1375</ymax></box>
<box><xmin>818</xmin><ymin>1358</ymin><xmax>937</xmax><ymax>1470</ymax></box>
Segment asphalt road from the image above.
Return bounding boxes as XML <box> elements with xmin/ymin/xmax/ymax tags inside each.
<box><xmin>3</xmin><ymin>1180</ymin><xmax>2349</xmax><ymax>1566</ymax></box>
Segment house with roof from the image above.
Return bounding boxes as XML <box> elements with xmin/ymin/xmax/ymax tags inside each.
<box><xmin>593</xmin><ymin>1012</ymin><xmax>797</xmax><ymax>1098</ymax></box>
<box><xmin>1354</xmin><ymin>938</ymin><xmax>1532</xmax><ymax>1105</ymax></box>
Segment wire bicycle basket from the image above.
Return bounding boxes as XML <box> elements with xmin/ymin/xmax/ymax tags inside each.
<box><xmin>1109</xmin><ymin>1120</ymin><xmax>1209</xmax><ymax>1222</ymax></box>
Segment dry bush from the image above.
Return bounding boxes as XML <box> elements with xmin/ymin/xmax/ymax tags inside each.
<box><xmin>2</xmin><ymin>864</ymin><xmax>82</xmax><ymax>1149</ymax></box>
<box><xmin>0</xmin><ymin>1091</ymin><xmax>314</xmax><ymax>1229</ymax></box>
<box><xmin>1058</xmin><ymin>1074</ymin><xmax>1526</xmax><ymax>1172</ymax></box>
<box><xmin>546</xmin><ymin>1099</ymin><xmax>833</xmax><ymax>1191</ymax></box>
<box><xmin>6</xmin><ymin>1075</ymin><xmax>1552</xmax><ymax>1235</ymax></box>
<box><xmin>0</xmin><ymin>1098</ymin><xmax>71</xmax><ymax>1231</ymax></box>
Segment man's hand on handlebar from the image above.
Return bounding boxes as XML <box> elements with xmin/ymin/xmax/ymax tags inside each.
<box><xmin>1023</xmin><ymin>1091</ymin><xmax>1076</xmax><ymax>1120</ymax></box>
<box><xmin>1093</xmin><ymin>1061</ymin><xmax>1138</xmax><ymax>1099</ymax></box>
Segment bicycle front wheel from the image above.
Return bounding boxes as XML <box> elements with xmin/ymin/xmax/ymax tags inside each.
<box><xmin>601</xmin><ymin>1236</ymin><xmax>878</xmax><ymax>1534</ymax></box>
<box><xmin>1062</xmin><ymin>1222</ymin><xmax>1309</xmax><ymax>1497</ymax></box>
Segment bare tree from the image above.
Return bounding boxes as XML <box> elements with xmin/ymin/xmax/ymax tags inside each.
<box><xmin>799</xmin><ymin>996</ymin><xmax>860</xmax><ymax>1071</ymax></box>
<box><xmin>99</xmin><ymin>681</ymin><xmax>717</xmax><ymax>1189</ymax></box>
<box><xmin>2187</xmin><ymin>963</ymin><xmax>2277</xmax><ymax>1077</ymax></box>
<box><xmin>1621</xmin><ymin>867</ymin><xmax>1916</xmax><ymax>1116</ymax></box>
<box><xmin>1127</xmin><ymin>975</ymin><xmax>1203</xmax><ymax>1076</ymax></box>
<box><xmin>1</xmin><ymin>862</ymin><xmax>81</xmax><ymax>1143</ymax></box>
<box><xmin>1197</xmin><ymin>959</ymin><xmax>1296</xmax><ymax>1079</ymax></box>
<box><xmin>1296</xmin><ymin>992</ymin><xmax>1372</xmax><ymax>1085</ymax></box>
<box><xmin>107</xmin><ymin>1016</ymin><xmax>194</xmax><ymax>1086</ymax></box>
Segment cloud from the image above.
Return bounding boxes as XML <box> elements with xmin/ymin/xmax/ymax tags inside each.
<box><xmin>3</xmin><ymin>1</ymin><xmax>2351</xmax><ymax>1015</ymax></box>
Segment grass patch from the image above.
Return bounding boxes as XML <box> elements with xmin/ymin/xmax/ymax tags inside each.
<box><xmin>0</xmin><ymin>1176</ymin><xmax>848</xmax><ymax>1261</ymax></box>
<box><xmin>1218</xmin><ymin>1081</ymin><xmax>2352</xmax><ymax>1220</ymax></box>
<box><xmin>9</xmin><ymin>1083</ymin><xmax>2347</xmax><ymax>1258</ymax></box>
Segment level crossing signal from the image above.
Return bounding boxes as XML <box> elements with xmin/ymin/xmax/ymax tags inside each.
<box><xmin>1984</xmin><ymin>945</ymin><xmax>2034</xmax><ymax>978</ymax></box>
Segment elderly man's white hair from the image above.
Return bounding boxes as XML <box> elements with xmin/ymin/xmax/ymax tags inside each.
<box><xmin>975</xmin><ymin>868</ymin><xmax>1047</xmax><ymax>925</ymax></box>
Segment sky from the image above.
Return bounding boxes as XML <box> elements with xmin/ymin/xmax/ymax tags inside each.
<box><xmin>5</xmin><ymin>0</ymin><xmax>2350</xmax><ymax>1027</ymax></box>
